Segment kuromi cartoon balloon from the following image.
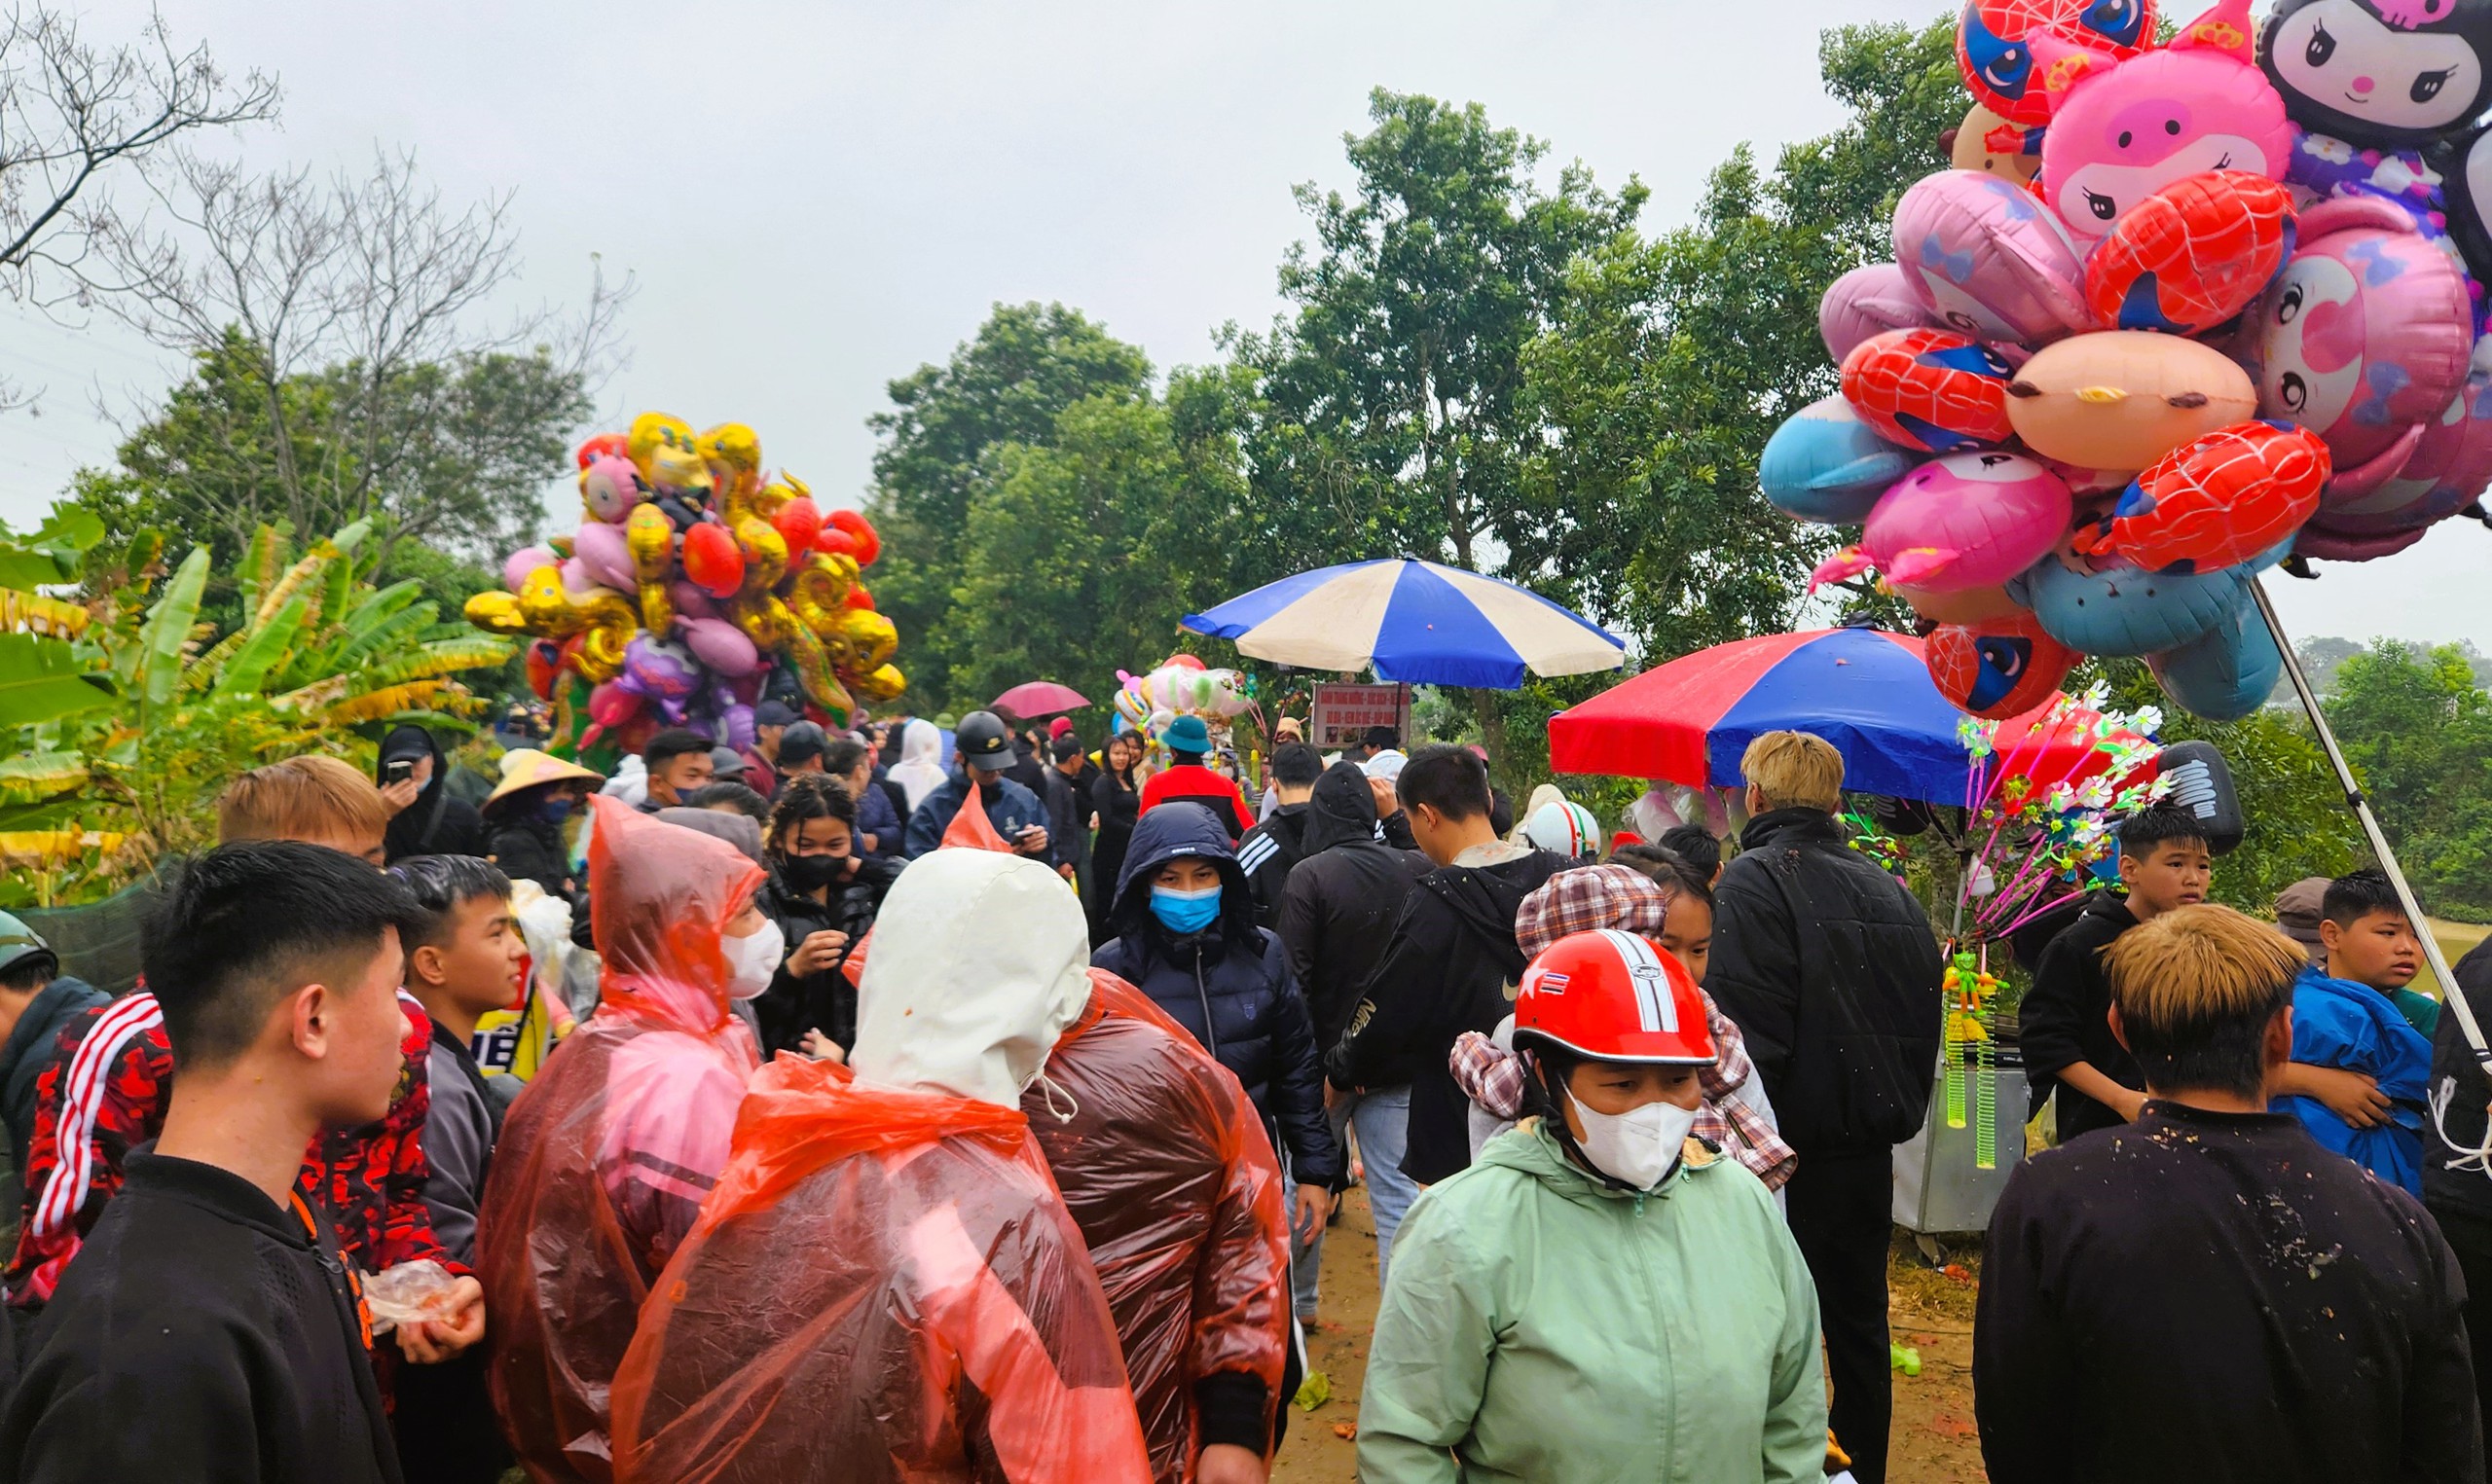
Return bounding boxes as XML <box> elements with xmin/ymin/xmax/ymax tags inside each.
<box><xmin>1926</xmin><ymin>608</ymin><xmax>2081</xmax><ymax>718</ymax></box>
<box><xmin>1819</xmin><ymin>263</ymin><xmax>1940</xmax><ymax>362</ymax></box>
<box><xmin>1809</xmin><ymin>451</ymin><xmax>2074</xmax><ymax>593</ymax></box>
<box><xmin>1959</xmin><ymin>0</ymin><xmax>2160</xmax><ymax>126</ymax></box>
<box><xmin>2073</xmin><ymin>420</ymin><xmax>2332</xmax><ymax>571</ymax></box>
<box><xmin>1892</xmin><ymin>169</ymin><xmax>2090</xmax><ymax>344</ymax></box>
<box><xmin>2236</xmin><ymin>193</ymin><xmax>2473</xmax><ymax>489</ymax></box>
<box><xmin>2083</xmin><ymin>170</ymin><xmax>2297</xmax><ymax>333</ymax></box>
<box><xmin>2029</xmin><ymin>0</ymin><xmax>2293</xmax><ymax>242</ymax></box>
<box><xmin>2431</xmin><ymin>122</ymin><xmax>2492</xmax><ymax>283</ymax></box>
<box><xmin>1840</xmin><ymin>328</ymin><xmax>2021</xmax><ymax>452</ymax></box>
<box><xmin>1760</xmin><ymin>394</ymin><xmax>1924</xmax><ymax>524</ymax></box>
<box><xmin>2260</xmin><ymin>0</ymin><xmax>2492</xmax><ymax>148</ymax></box>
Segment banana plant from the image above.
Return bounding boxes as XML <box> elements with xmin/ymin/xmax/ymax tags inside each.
<box><xmin>0</xmin><ymin>504</ymin><xmax>513</xmax><ymax>907</ymax></box>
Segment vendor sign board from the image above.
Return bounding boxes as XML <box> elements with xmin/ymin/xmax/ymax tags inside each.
<box><xmin>1308</xmin><ymin>682</ymin><xmax>1411</xmax><ymax>750</ymax></box>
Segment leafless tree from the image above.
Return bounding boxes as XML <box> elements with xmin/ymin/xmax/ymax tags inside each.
<box><xmin>0</xmin><ymin>7</ymin><xmax>275</xmax><ymax>406</ymax></box>
<box><xmin>80</xmin><ymin>147</ymin><xmax>634</xmax><ymax>564</ymax></box>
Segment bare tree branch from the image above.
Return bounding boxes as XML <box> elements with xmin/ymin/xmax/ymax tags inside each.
<box><xmin>0</xmin><ymin>7</ymin><xmax>276</xmax><ymax>277</ymax></box>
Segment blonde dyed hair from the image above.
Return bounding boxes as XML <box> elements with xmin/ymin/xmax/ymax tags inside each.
<box><xmin>2100</xmin><ymin>904</ymin><xmax>2305</xmax><ymax>1096</ymax></box>
<box><xmin>1741</xmin><ymin>731</ymin><xmax>1845</xmax><ymax>814</ymax></box>
<box><xmin>217</xmin><ymin>755</ymin><xmax>390</xmax><ymax>849</ymax></box>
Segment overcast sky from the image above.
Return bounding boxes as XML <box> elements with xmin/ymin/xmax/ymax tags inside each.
<box><xmin>0</xmin><ymin>0</ymin><xmax>2477</xmax><ymax>651</ymax></box>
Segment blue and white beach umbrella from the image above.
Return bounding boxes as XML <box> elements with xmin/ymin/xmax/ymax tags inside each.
<box><xmin>1181</xmin><ymin>560</ymin><xmax>1626</xmax><ymax>689</ymax></box>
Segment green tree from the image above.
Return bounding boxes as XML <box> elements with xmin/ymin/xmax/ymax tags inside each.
<box><xmin>864</xmin><ymin>303</ymin><xmax>1154</xmax><ymax>707</ymax></box>
<box><xmin>2327</xmin><ymin>641</ymin><xmax>2492</xmax><ymax>920</ymax></box>
<box><xmin>1223</xmin><ymin>88</ymin><xmax>1644</xmax><ymax>771</ymax></box>
<box><xmin>947</xmin><ymin>382</ymin><xmax>1251</xmax><ymax>711</ymax></box>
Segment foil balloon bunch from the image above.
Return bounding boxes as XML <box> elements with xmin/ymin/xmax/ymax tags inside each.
<box><xmin>1111</xmin><ymin>653</ymin><xmax>1255</xmax><ymax>740</ymax></box>
<box><xmin>1955</xmin><ymin>682</ymin><xmax>2167</xmax><ymax>941</ymax></box>
<box><xmin>464</xmin><ymin>415</ymin><xmax>905</xmax><ymax>754</ymax></box>
<box><xmin>1769</xmin><ymin>0</ymin><xmax>2492</xmax><ymax>725</ymax></box>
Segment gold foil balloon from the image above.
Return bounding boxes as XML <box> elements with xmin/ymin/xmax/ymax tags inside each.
<box><xmin>462</xmin><ymin>566</ymin><xmax>637</xmax><ymax>682</ymax></box>
<box><xmin>698</xmin><ymin>422</ymin><xmax>763</xmax><ymax>501</ymax></box>
<box><xmin>853</xmin><ymin>662</ymin><xmax>906</xmax><ymax>704</ymax></box>
<box><xmin>829</xmin><ymin>606</ymin><xmax>898</xmax><ymax>672</ymax></box>
<box><xmin>628</xmin><ymin>412</ymin><xmax>714</xmax><ymax>506</ymax></box>
<box><xmin>625</xmin><ymin>503</ymin><xmax>678</xmax><ymax>636</ymax></box>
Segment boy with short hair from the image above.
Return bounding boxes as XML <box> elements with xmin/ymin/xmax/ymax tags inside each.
<box><xmin>0</xmin><ymin>843</ymin><xmax>423</xmax><ymax>1483</ymax></box>
<box><xmin>386</xmin><ymin>853</ymin><xmax>525</xmax><ymax>1482</ymax></box>
<box><xmin>638</xmin><ymin>727</ymin><xmax>716</xmax><ymax>811</ymax></box>
<box><xmin>2269</xmin><ymin>868</ymin><xmax>2435</xmax><ymax>1194</ymax></box>
<box><xmin>2019</xmin><ymin>805</ymin><xmax>2212</xmax><ymax>1140</ymax></box>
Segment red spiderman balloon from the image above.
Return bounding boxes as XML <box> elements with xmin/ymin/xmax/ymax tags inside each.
<box><xmin>2073</xmin><ymin>420</ymin><xmax>2331</xmax><ymax>571</ymax></box>
<box><xmin>1840</xmin><ymin>327</ymin><xmax>2020</xmax><ymax>452</ymax></box>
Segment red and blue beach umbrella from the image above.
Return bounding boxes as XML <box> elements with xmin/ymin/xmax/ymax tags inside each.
<box><xmin>1181</xmin><ymin>560</ymin><xmax>1625</xmax><ymax>690</ymax></box>
<box><xmin>1548</xmin><ymin>626</ymin><xmax>2076</xmax><ymax>805</ymax></box>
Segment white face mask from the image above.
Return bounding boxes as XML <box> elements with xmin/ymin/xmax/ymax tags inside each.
<box><xmin>1569</xmin><ymin>1090</ymin><xmax>1700</xmax><ymax>1191</ymax></box>
<box><xmin>722</xmin><ymin>919</ymin><xmax>786</xmax><ymax>1001</ymax></box>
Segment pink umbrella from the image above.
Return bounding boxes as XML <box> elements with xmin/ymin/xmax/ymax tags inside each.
<box><xmin>992</xmin><ymin>680</ymin><xmax>1091</xmax><ymax>718</ymax></box>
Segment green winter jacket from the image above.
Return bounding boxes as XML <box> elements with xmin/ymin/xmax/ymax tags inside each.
<box><xmin>1358</xmin><ymin>1120</ymin><xmax>1827</xmax><ymax>1484</ymax></box>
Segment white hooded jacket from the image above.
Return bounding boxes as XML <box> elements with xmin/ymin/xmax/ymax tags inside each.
<box><xmin>887</xmin><ymin>718</ymin><xmax>949</xmax><ymax>816</ymax></box>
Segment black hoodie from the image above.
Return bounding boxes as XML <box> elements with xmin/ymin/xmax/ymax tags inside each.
<box><xmin>2015</xmin><ymin>887</ymin><xmax>2145</xmax><ymax>1142</ymax></box>
<box><xmin>1326</xmin><ymin>828</ymin><xmax>1568</xmax><ymax>1185</ymax></box>
<box><xmin>378</xmin><ymin>724</ymin><xmax>485</xmax><ymax>864</ymax></box>
<box><xmin>1276</xmin><ymin>764</ymin><xmax>1431</xmax><ymax>1052</ymax></box>
<box><xmin>1236</xmin><ymin>802</ymin><xmax>1311</xmax><ymax>928</ymax></box>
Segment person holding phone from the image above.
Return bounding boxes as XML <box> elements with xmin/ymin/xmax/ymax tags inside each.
<box><xmin>377</xmin><ymin>724</ymin><xmax>485</xmax><ymax>864</ymax></box>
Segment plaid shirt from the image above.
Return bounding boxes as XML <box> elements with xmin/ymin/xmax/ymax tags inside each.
<box><xmin>1450</xmin><ymin>864</ymin><xmax>1800</xmax><ymax>1190</ymax></box>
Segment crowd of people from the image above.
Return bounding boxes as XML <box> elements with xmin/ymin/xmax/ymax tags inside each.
<box><xmin>0</xmin><ymin>700</ymin><xmax>2486</xmax><ymax>1483</ymax></box>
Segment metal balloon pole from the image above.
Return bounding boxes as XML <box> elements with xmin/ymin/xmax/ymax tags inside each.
<box><xmin>2251</xmin><ymin>578</ymin><xmax>2491</xmax><ymax>1066</ymax></box>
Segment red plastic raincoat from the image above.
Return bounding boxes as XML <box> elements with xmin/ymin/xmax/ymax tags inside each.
<box><xmin>478</xmin><ymin>796</ymin><xmax>764</xmax><ymax>1482</ymax></box>
<box><xmin>1028</xmin><ymin>971</ymin><xmax>1290</xmax><ymax>1482</ymax></box>
<box><xmin>609</xmin><ymin>849</ymin><xmax>1151</xmax><ymax>1482</ymax></box>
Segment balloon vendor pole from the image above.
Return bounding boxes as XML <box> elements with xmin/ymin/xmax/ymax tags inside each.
<box><xmin>2251</xmin><ymin>578</ymin><xmax>2491</xmax><ymax>1068</ymax></box>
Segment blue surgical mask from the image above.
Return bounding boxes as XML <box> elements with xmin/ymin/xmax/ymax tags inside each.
<box><xmin>1150</xmin><ymin>884</ymin><xmax>1223</xmax><ymax>935</ymax></box>
<box><xmin>535</xmin><ymin>797</ymin><xmax>575</xmax><ymax>824</ymax></box>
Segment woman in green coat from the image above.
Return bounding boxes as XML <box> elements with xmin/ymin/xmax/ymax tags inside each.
<box><xmin>1359</xmin><ymin>926</ymin><xmax>1828</xmax><ymax>1484</ymax></box>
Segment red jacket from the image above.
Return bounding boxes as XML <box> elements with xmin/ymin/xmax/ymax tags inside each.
<box><xmin>11</xmin><ymin>992</ymin><xmax>451</xmax><ymax>1307</ymax></box>
<box><xmin>1139</xmin><ymin>764</ymin><xmax>1252</xmax><ymax>843</ymax></box>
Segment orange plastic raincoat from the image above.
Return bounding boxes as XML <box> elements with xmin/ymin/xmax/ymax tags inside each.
<box><xmin>479</xmin><ymin>796</ymin><xmax>764</xmax><ymax>1482</ymax></box>
<box><xmin>609</xmin><ymin>850</ymin><xmax>1151</xmax><ymax>1482</ymax></box>
<box><xmin>1028</xmin><ymin>971</ymin><xmax>1291</xmax><ymax>1482</ymax></box>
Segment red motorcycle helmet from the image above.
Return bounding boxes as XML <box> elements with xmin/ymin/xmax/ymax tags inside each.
<box><xmin>1513</xmin><ymin>929</ymin><xmax>1716</xmax><ymax>1066</ymax></box>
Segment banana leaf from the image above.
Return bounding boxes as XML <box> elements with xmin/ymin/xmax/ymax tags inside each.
<box><xmin>137</xmin><ymin>548</ymin><xmax>210</xmax><ymax>707</ymax></box>
<box><xmin>0</xmin><ymin>752</ymin><xmax>89</xmax><ymax>803</ymax></box>
<box><xmin>0</xmin><ymin>590</ymin><xmax>91</xmax><ymax>638</ymax></box>
<box><xmin>0</xmin><ymin>507</ymin><xmax>105</xmax><ymax>592</ymax></box>
<box><xmin>0</xmin><ymin>633</ymin><xmax>116</xmax><ymax>727</ymax></box>
<box><xmin>214</xmin><ymin>596</ymin><xmax>310</xmax><ymax>698</ymax></box>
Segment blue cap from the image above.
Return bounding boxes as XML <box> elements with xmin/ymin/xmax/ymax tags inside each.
<box><xmin>1163</xmin><ymin>714</ymin><xmax>1212</xmax><ymax>755</ymax></box>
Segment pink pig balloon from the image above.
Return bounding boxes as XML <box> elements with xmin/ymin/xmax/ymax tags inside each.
<box><xmin>1819</xmin><ymin>263</ymin><xmax>1940</xmax><ymax>362</ymax></box>
<box><xmin>1891</xmin><ymin>168</ymin><xmax>2089</xmax><ymax>346</ymax></box>
<box><xmin>1809</xmin><ymin>451</ymin><xmax>2075</xmax><ymax>594</ymax></box>
<box><xmin>2234</xmin><ymin>194</ymin><xmax>2474</xmax><ymax>492</ymax></box>
<box><xmin>2028</xmin><ymin>0</ymin><xmax>2293</xmax><ymax>242</ymax></box>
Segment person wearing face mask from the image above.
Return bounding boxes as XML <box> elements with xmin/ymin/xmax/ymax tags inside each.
<box><xmin>750</xmin><ymin>775</ymin><xmax>902</xmax><ymax>1058</ymax></box>
<box><xmin>1094</xmin><ymin>804</ymin><xmax>1341</xmax><ymax>1273</ymax></box>
<box><xmin>476</xmin><ymin>795</ymin><xmax>768</xmax><ymax>1483</ymax></box>
<box><xmin>1359</xmin><ymin>928</ymin><xmax>1827</xmax><ymax>1484</ymax></box>
<box><xmin>901</xmin><ymin>710</ymin><xmax>1054</xmax><ymax>863</ymax></box>
<box><xmin>606</xmin><ymin>850</ymin><xmax>1153</xmax><ymax>1482</ymax></box>
<box><xmin>478</xmin><ymin>750</ymin><xmax>604</xmax><ymax>905</ymax></box>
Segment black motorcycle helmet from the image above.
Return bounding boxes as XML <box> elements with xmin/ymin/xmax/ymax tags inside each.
<box><xmin>954</xmin><ymin>709</ymin><xmax>1013</xmax><ymax>771</ymax></box>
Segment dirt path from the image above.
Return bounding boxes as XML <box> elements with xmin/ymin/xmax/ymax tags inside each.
<box><xmin>1272</xmin><ymin>1192</ymin><xmax>1990</xmax><ymax>1482</ymax></box>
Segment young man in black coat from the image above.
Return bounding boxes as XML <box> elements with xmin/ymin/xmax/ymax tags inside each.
<box><xmin>1327</xmin><ymin>747</ymin><xmax>1566</xmax><ymax>1195</ymax></box>
<box><xmin>1238</xmin><ymin>742</ymin><xmax>1323</xmax><ymax>928</ymax></box>
<box><xmin>1978</xmin><ymin>904</ymin><xmax>2481</xmax><ymax>1484</ymax></box>
<box><xmin>1</xmin><ymin>843</ymin><xmax>424</xmax><ymax>1484</ymax></box>
<box><xmin>1704</xmin><ymin>730</ymin><xmax>1941</xmax><ymax>1484</ymax></box>
<box><xmin>2017</xmin><ymin>807</ymin><xmax>2211</xmax><ymax>1142</ymax></box>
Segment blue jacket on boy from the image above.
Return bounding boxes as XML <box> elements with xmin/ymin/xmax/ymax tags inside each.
<box><xmin>2271</xmin><ymin>962</ymin><xmax>2433</xmax><ymax>1194</ymax></box>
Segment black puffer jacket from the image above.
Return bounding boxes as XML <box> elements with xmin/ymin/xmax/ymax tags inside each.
<box><xmin>1094</xmin><ymin>803</ymin><xmax>1341</xmax><ymax>1188</ymax></box>
<box><xmin>751</xmin><ymin>854</ymin><xmax>901</xmax><ymax>1056</ymax></box>
<box><xmin>1706</xmin><ymin>806</ymin><xmax>1945</xmax><ymax>1155</ymax></box>
<box><xmin>379</xmin><ymin>724</ymin><xmax>486</xmax><ymax>863</ymax></box>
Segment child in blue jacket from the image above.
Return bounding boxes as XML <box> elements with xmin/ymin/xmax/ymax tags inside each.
<box><xmin>2270</xmin><ymin>869</ymin><xmax>2433</xmax><ymax>1193</ymax></box>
